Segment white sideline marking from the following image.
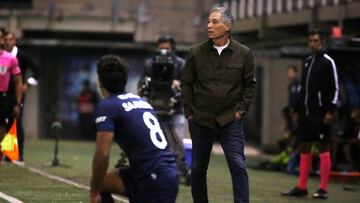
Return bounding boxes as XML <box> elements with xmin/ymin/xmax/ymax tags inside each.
<box><xmin>14</xmin><ymin>163</ymin><xmax>129</xmax><ymax>203</ymax></box>
<box><xmin>0</xmin><ymin>191</ymin><xmax>24</xmax><ymax>203</ymax></box>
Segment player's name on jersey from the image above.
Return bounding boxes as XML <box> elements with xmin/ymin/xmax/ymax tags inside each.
<box><xmin>122</xmin><ymin>100</ymin><xmax>153</xmax><ymax>112</ymax></box>
<box><xmin>116</xmin><ymin>93</ymin><xmax>153</xmax><ymax>112</ymax></box>
<box><xmin>117</xmin><ymin>93</ymin><xmax>140</xmax><ymax>100</ymax></box>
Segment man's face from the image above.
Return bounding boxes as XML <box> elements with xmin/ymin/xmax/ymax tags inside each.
<box><xmin>308</xmin><ymin>34</ymin><xmax>323</xmax><ymax>53</ymax></box>
<box><xmin>287</xmin><ymin>67</ymin><xmax>297</xmax><ymax>81</ymax></box>
<box><xmin>207</xmin><ymin>11</ymin><xmax>230</xmax><ymax>40</ymax></box>
<box><xmin>158</xmin><ymin>42</ymin><xmax>172</xmax><ymax>52</ymax></box>
<box><xmin>4</xmin><ymin>34</ymin><xmax>16</xmax><ymax>52</ymax></box>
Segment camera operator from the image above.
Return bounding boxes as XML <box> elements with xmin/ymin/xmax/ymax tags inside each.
<box><xmin>138</xmin><ymin>36</ymin><xmax>185</xmax><ymax>140</ymax></box>
<box><xmin>138</xmin><ymin>36</ymin><xmax>190</xmax><ymax>184</ymax></box>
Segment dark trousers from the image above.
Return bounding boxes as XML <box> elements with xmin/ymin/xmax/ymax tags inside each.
<box><xmin>188</xmin><ymin>119</ymin><xmax>249</xmax><ymax>203</ymax></box>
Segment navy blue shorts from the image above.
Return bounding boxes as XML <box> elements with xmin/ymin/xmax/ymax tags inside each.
<box><xmin>119</xmin><ymin>164</ymin><xmax>179</xmax><ymax>203</ymax></box>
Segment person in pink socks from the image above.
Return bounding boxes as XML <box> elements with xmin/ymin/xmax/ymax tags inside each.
<box><xmin>281</xmin><ymin>29</ymin><xmax>339</xmax><ymax>199</ymax></box>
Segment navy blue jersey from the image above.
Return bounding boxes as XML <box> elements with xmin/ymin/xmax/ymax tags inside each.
<box><xmin>95</xmin><ymin>92</ymin><xmax>176</xmax><ymax>179</ymax></box>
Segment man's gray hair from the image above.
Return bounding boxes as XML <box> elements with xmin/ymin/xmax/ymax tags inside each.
<box><xmin>210</xmin><ymin>6</ymin><xmax>234</xmax><ymax>24</ymax></box>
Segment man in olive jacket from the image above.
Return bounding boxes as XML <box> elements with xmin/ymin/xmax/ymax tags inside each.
<box><xmin>181</xmin><ymin>6</ymin><xmax>256</xmax><ymax>203</ymax></box>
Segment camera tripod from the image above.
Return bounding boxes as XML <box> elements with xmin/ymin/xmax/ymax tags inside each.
<box><xmin>157</xmin><ymin>114</ymin><xmax>191</xmax><ymax>186</ymax></box>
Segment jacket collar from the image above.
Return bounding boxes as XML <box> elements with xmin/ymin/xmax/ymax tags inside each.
<box><xmin>313</xmin><ymin>49</ymin><xmax>325</xmax><ymax>57</ymax></box>
<box><xmin>207</xmin><ymin>36</ymin><xmax>235</xmax><ymax>52</ymax></box>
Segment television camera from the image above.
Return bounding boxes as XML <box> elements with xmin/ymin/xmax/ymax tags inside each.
<box><xmin>140</xmin><ymin>49</ymin><xmax>181</xmax><ymax>116</ymax></box>
<box><xmin>139</xmin><ymin>48</ymin><xmax>191</xmax><ymax>185</ymax></box>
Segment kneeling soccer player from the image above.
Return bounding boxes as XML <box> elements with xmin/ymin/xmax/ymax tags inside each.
<box><xmin>90</xmin><ymin>55</ymin><xmax>179</xmax><ymax>203</ymax></box>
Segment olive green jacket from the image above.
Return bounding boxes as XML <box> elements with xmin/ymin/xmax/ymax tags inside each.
<box><xmin>181</xmin><ymin>39</ymin><xmax>256</xmax><ymax>129</ymax></box>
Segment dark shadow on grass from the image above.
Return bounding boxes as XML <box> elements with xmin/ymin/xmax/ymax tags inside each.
<box><xmin>42</xmin><ymin>163</ymin><xmax>72</xmax><ymax>168</ymax></box>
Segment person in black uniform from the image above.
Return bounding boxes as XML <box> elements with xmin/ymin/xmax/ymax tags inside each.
<box><xmin>282</xmin><ymin>29</ymin><xmax>339</xmax><ymax>199</ymax></box>
<box><xmin>3</xmin><ymin>31</ymin><xmax>40</xmax><ymax>163</ymax></box>
<box><xmin>90</xmin><ymin>55</ymin><xmax>178</xmax><ymax>203</ymax></box>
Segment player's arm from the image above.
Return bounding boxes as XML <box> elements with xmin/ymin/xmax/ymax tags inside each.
<box><xmin>90</xmin><ymin>131</ymin><xmax>114</xmax><ymax>196</ymax></box>
<box><xmin>181</xmin><ymin>49</ymin><xmax>196</xmax><ymax>119</ymax></box>
<box><xmin>22</xmin><ymin>51</ymin><xmax>41</xmax><ymax>84</ymax></box>
<box><xmin>12</xmin><ymin>74</ymin><xmax>23</xmax><ymax>118</ymax></box>
<box><xmin>10</xmin><ymin>56</ymin><xmax>23</xmax><ymax>107</ymax></box>
<box><xmin>13</xmin><ymin>74</ymin><xmax>23</xmax><ymax>104</ymax></box>
<box><xmin>238</xmin><ymin>49</ymin><xmax>256</xmax><ymax>114</ymax></box>
<box><xmin>324</xmin><ymin>59</ymin><xmax>339</xmax><ymax>124</ymax></box>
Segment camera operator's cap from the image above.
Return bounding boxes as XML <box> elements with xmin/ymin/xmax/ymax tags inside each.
<box><xmin>157</xmin><ymin>36</ymin><xmax>176</xmax><ymax>50</ymax></box>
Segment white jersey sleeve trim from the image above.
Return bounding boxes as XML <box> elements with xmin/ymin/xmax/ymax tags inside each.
<box><xmin>324</xmin><ymin>54</ymin><xmax>339</xmax><ymax>105</ymax></box>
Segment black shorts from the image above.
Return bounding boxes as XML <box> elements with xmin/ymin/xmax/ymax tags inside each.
<box><xmin>0</xmin><ymin>93</ymin><xmax>9</xmax><ymax>126</ymax></box>
<box><xmin>119</xmin><ymin>164</ymin><xmax>179</xmax><ymax>203</ymax></box>
<box><xmin>297</xmin><ymin>110</ymin><xmax>332</xmax><ymax>143</ymax></box>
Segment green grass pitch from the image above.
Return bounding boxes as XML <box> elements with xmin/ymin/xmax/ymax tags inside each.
<box><xmin>0</xmin><ymin>139</ymin><xmax>359</xmax><ymax>202</ymax></box>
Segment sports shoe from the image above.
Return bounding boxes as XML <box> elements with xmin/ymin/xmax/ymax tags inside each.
<box><xmin>281</xmin><ymin>187</ymin><xmax>308</xmax><ymax>197</ymax></box>
<box><xmin>312</xmin><ymin>188</ymin><xmax>328</xmax><ymax>199</ymax></box>
<box><xmin>14</xmin><ymin>160</ymin><xmax>25</xmax><ymax>166</ymax></box>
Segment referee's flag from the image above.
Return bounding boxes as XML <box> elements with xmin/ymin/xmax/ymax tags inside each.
<box><xmin>0</xmin><ymin>120</ymin><xmax>19</xmax><ymax>161</ymax></box>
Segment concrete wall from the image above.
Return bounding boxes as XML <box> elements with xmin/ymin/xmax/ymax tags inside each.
<box><xmin>232</xmin><ymin>1</ymin><xmax>360</xmax><ymax>40</ymax></box>
<box><xmin>0</xmin><ymin>0</ymin><xmax>219</xmax><ymax>44</ymax></box>
<box><xmin>256</xmin><ymin>56</ymin><xmax>302</xmax><ymax>150</ymax></box>
<box><xmin>134</xmin><ymin>0</ymin><xmax>198</xmax><ymax>43</ymax></box>
<box><xmin>23</xmin><ymin>86</ymin><xmax>40</xmax><ymax>138</ymax></box>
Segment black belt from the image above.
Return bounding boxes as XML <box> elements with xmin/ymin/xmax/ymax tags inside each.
<box><xmin>0</xmin><ymin>92</ymin><xmax>7</xmax><ymax>96</ymax></box>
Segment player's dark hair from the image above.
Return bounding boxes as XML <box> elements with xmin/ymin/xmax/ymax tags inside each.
<box><xmin>97</xmin><ymin>55</ymin><xmax>129</xmax><ymax>94</ymax></box>
<box><xmin>308</xmin><ymin>29</ymin><xmax>324</xmax><ymax>41</ymax></box>
<box><xmin>157</xmin><ymin>36</ymin><xmax>176</xmax><ymax>50</ymax></box>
